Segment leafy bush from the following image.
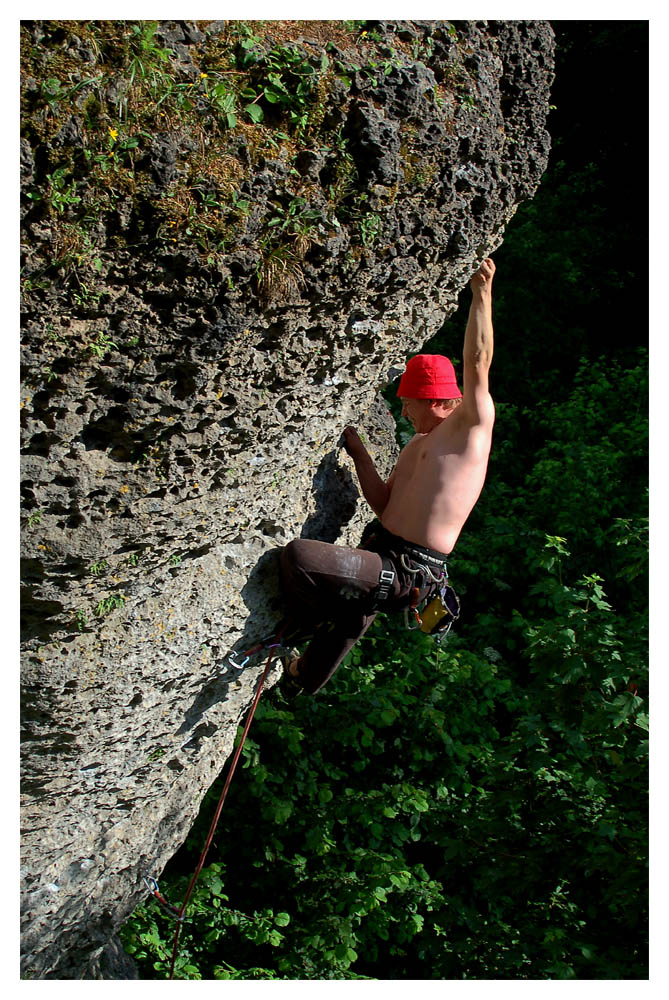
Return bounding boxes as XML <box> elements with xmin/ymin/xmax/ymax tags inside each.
<box><xmin>122</xmin><ymin>524</ymin><xmax>647</xmax><ymax>979</ymax></box>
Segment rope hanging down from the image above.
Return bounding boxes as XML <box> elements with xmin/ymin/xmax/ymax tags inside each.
<box><xmin>144</xmin><ymin>631</ymin><xmax>285</xmax><ymax>980</ymax></box>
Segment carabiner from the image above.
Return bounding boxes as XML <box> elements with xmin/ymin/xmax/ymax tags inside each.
<box><xmin>143</xmin><ymin>874</ymin><xmax>184</xmax><ymax>921</ymax></box>
<box><xmin>227</xmin><ymin>652</ymin><xmax>250</xmax><ymax>671</ymax></box>
<box><xmin>403</xmin><ymin>608</ymin><xmax>422</xmax><ymax>630</ymax></box>
<box><xmin>143</xmin><ymin>875</ymin><xmax>159</xmax><ymax>894</ymax></box>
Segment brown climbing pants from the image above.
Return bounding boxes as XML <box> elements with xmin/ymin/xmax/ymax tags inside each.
<box><xmin>280</xmin><ymin>527</ymin><xmax>447</xmax><ymax>694</ymax></box>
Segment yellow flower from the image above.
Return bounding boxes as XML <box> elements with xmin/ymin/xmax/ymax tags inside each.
<box><xmin>108</xmin><ymin>127</ymin><xmax>118</xmax><ymax>142</ymax></box>
<box><xmin>200</xmin><ymin>72</ymin><xmax>208</xmax><ymax>79</ymax></box>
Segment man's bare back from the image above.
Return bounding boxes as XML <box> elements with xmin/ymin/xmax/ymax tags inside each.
<box><xmin>344</xmin><ymin>258</ymin><xmax>496</xmax><ymax>556</ymax></box>
<box><xmin>381</xmin><ymin>400</ymin><xmax>494</xmax><ymax>553</ymax></box>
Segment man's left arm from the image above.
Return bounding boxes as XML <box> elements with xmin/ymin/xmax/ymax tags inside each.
<box><xmin>343</xmin><ymin>427</ymin><xmax>393</xmax><ymax>517</ymax></box>
<box><xmin>461</xmin><ymin>258</ymin><xmax>496</xmax><ymax>425</ymax></box>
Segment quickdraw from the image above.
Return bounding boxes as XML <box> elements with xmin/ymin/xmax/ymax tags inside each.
<box><xmin>142</xmin><ymin>875</ymin><xmax>184</xmax><ymax>922</ymax></box>
<box><xmin>225</xmin><ymin>632</ymin><xmax>284</xmax><ymax>673</ymax></box>
<box><xmin>405</xmin><ymin>586</ymin><xmax>424</xmax><ymax>629</ymax></box>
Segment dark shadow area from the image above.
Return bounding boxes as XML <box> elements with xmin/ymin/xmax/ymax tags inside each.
<box><xmin>20</xmin><ymin>584</ymin><xmax>66</xmax><ymax>643</ymax></box>
<box><xmin>177</xmin><ymin>445</ymin><xmax>360</xmax><ymax>732</ymax></box>
<box><xmin>299</xmin><ymin>443</ymin><xmax>359</xmax><ymax>542</ymax></box>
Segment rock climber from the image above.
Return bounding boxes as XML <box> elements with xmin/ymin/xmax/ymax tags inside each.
<box><xmin>279</xmin><ymin>257</ymin><xmax>496</xmax><ymax>695</ymax></box>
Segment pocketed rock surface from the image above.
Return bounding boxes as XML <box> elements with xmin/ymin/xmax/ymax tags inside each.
<box><xmin>20</xmin><ymin>19</ymin><xmax>554</xmax><ymax>977</ymax></box>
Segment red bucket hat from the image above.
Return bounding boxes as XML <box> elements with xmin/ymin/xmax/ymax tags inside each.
<box><xmin>397</xmin><ymin>354</ymin><xmax>462</xmax><ymax>400</ymax></box>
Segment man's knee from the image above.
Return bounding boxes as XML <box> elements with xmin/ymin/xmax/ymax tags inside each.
<box><xmin>281</xmin><ymin>538</ymin><xmax>306</xmax><ymax>575</ymax></box>
<box><xmin>280</xmin><ymin>539</ymin><xmax>321</xmax><ymax>588</ymax></box>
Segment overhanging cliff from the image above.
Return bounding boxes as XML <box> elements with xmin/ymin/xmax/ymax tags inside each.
<box><xmin>20</xmin><ymin>19</ymin><xmax>554</xmax><ymax>978</ymax></box>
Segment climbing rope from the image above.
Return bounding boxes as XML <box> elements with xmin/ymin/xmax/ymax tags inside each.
<box><xmin>140</xmin><ymin>580</ymin><xmax>459</xmax><ymax>975</ymax></box>
<box><xmin>143</xmin><ymin>629</ymin><xmax>285</xmax><ymax>980</ymax></box>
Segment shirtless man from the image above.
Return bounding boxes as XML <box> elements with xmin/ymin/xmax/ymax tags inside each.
<box><xmin>345</xmin><ymin>257</ymin><xmax>495</xmax><ymax>555</ymax></box>
<box><xmin>280</xmin><ymin>258</ymin><xmax>495</xmax><ymax>695</ymax></box>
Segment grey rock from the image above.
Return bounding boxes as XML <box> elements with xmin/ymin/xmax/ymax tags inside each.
<box><xmin>345</xmin><ymin>101</ymin><xmax>402</xmax><ymax>186</ymax></box>
<box><xmin>150</xmin><ymin>136</ymin><xmax>180</xmax><ymax>188</ymax></box>
<box><xmin>20</xmin><ymin>138</ymin><xmax>35</xmax><ymax>187</ymax></box>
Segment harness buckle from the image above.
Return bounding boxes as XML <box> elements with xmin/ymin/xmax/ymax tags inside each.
<box><xmin>375</xmin><ymin>567</ymin><xmax>395</xmax><ymax>602</ymax></box>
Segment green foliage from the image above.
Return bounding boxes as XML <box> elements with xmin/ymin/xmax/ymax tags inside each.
<box><xmin>88</xmin><ymin>331</ymin><xmax>118</xmax><ymax>358</ymax></box>
<box><xmin>126</xmin><ymin>21</ymin><xmax>171</xmax><ymax>90</ymax></box>
<box><xmin>359</xmin><ymin>212</ymin><xmax>383</xmax><ymax>247</ymax></box>
<box><xmin>122</xmin><ymin>522</ymin><xmax>647</xmax><ymax>978</ymax></box>
<box><xmin>95</xmin><ymin>592</ymin><xmax>126</xmax><ymax>617</ymax></box>
<box><xmin>522</xmin><ymin>356</ymin><xmax>647</xmax><ymax>558</ymax></box>
<box><xmin>121</xmin><ymin>864</ymin><xmax>291</xmax><ymax>980</ymax></box>
<box><xmin>42</xmin><ymin>167</ymin><xmax>82</xmax><ymax>215</ymax></box>
<box><xmin>236</xmin><ymin>39</ymin><xmax>328</xmax><ymax>137</ymax></box>
<box><xmin>22</xmin><ymin>20</ymin><xmax>414</xmax><ymax>293</ymax></box>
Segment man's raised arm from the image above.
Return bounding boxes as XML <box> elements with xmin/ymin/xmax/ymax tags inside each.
<box><xmin>461</xmin><ymin>258</ymin><xmax>496</xmax><ymax>423</ymax></box>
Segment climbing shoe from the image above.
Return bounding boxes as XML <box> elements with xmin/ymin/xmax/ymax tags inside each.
<box><xmin>280</xmin><ymin>651</ymin><xmax>304</xmax><ymax>698</ymax></box>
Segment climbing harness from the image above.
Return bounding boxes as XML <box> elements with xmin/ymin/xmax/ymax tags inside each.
<box><xmin>142</xmin><ymin>628</ymin><xmax>286</xmax><ymax>980</ymax></box>
<box><xmin>360</xmin><ymin>519</ymin><xmax>462</xmax><ymax>642</ymax></box>
<box><xmin>397</xmin><ymin>551</ymin><xmax>460</xmax><ymax>642</ymax></box>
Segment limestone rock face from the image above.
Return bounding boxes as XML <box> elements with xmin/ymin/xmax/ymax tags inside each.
<box><xmin>20</xmin><ymin>19</ymin><xmax>554</xmax><ymax>978</ymax></box>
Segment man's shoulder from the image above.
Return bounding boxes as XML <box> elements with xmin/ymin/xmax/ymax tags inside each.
<box><xmin>458</xmin><ymin>391</ymin><xmax>495</xmax><ymax>429</ymax></box>
<box><xmin>434</xmin><ymin>400</ymin><xmax>495</xmax><ymax>442</ymax></box>
<box><xmin>393</xmin><ymin>432</ymin><xmax>425</xmax><ymax>471</ymax></box>
<box><xmin>399</xmin><ymin>432</ymin><xmax>426</xmax><ymax>453</ymax></box>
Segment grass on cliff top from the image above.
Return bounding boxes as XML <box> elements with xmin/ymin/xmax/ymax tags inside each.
<box><xmin>20</xmin><ymin>20</ymin><xmax>459</xmax><ymax>303</ymax></box>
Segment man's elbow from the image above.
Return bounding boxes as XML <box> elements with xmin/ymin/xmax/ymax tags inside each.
<box><xmin>466</xmin><ymin>348</ymin><xmax>493</xmax><ymax>370</ymax></box>
<box><xmin>368</xmin><ymin>486</ymin><xmax>390</xmax><ymax>518</ymax></box>
<box><xmin>370</xmin><ymin>497</ymin><xmax>388</xmax><ymax>518</ymax></box>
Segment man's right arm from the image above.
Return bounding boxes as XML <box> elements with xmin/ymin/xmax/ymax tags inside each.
<box><xmin>343</xmin><ymin>427</ymin><xmax>393</xmax><ymax>517</ymax></box>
